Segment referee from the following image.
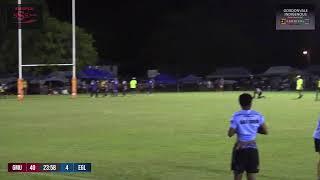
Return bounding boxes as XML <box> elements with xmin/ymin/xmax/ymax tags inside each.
<box><xmin>130</xmin><ymin>77</ymin><xmax>137</xmax><ymax>94</ymax></box>
<box><xmin>228</xmin><ymin>93</ymin><xmax>268</xmax><ymax>180</ymax></box>
<box><xmin>296</xmin><ymin>75</ymin><xmax>304</xmax><ymax>99</ymax></box>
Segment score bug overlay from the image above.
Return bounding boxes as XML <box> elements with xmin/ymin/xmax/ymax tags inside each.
<box><xmin>8</xmin><ymin>163</ymin><xmax>91</xmax><ymax>173</ymax></box>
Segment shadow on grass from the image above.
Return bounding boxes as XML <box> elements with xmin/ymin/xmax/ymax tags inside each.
<box><xmin>175</xmin><ymin>165</ymin><xmax>229</xmax><ymax>174</ymax></box>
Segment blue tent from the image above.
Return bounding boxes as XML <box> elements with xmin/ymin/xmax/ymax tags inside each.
<box><xmin>154</xmin><ymin>74</ymin><xmax>177</xmax><ymax>85</ymax></box>
<box><xmin>179</xmin><ymin>74</ymin><xmax>202</xmax><ymax>84</ymax></box>
<box><xmin>79</xmin><ymin>66</ymin><xmax>115</xmax><ymax>80</ymax></box>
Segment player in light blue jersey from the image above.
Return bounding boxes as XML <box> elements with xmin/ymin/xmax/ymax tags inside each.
<box><xmin>228</xmin><ymin>93</ymin><xmax>268</xmax><ymax>180</ymax></box>
<box><xmin>313</xmin><ymin>118</ymin><xmax>320</xmax><ymax>180</ymax></box>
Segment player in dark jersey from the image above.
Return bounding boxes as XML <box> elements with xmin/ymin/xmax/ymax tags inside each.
<box><xmin>103</xmin><ymin>80</ymin><xmax>109</xmax><ymax>97</ymax></box>
<box><xmin>253</xmin><ymin>87</ymin><xmax>265</xmax><ymax>99</ymax></box>
<box><xmin>112</xmin><ymin>78</ymin><xmax>119</xmax><ymax>96</ymax></box>
<box><xmin>122</xmin><ymin>80</ymin><xmax>128</xmax><ymax>96</ymax></box>
<box><xmin>148</xmin><ymin>79</ymin><xmax>155</xmax><ymax>94</ymax></box>
<box><xmin>90</xmin><ymin>80</ymin><xmax>98</xmax><ymax>98</ymax></box>
<box><xmin>228</xmin><ymin>93</ymin><xmax>268</xmax><ymax>180</ymax></box>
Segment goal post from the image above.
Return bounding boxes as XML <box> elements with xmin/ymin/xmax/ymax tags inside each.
<box><xmin>16</xmin><ymin>0</ymin><xmax>77</xmax><ymax>100</ymax></box>
<box><xmin>17</xmin><ymin>0</ymin><xmax>23</xmax><ymax>101</ymax></box>
<box><xmin>71</xmin><ymin>0</ymin><xmax>77</xmax><ymax>98</ymax></box>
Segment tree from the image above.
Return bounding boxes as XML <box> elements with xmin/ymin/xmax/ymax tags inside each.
<box><xmin>0</xmin><ymin>0</ymin><xmax>98</xmax><ymax>74</ymax></box>
<box><xmin>27</xmin><ymin>17</ymin><xmax>98</xmax><ymax>74</ymax></box>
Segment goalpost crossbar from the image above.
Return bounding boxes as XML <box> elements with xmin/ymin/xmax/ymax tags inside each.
<box><xmin>22</xmin><ymin>64</ymin><xmax>74</xmax><ymax>67</ymax></box>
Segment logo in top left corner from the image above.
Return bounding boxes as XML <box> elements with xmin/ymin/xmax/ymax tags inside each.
<box><xmin>7</xmin><ymin>4</ymin><xmax>42</xmax><ymax>29</ymax></box>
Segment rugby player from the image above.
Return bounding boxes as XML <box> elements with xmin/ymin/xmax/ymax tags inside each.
<box><xmin>313</xmin><ymin>116</ymin><xmax>320</xmax><ymax>180</ymax></box>
<box><xmin>228</xmin><ymin>93</ymin><xmax>268</xmax><ymax>180</ymax></box>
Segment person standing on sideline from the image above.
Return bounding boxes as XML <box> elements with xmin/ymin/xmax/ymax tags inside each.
<box><xmin>228</xmin><ymin>93</ymin><xmax>268</xmax><ymax>180</ymax></box>
<box><xmin>296</xmin><ymin>75</ymin><xmax>304</xmax><ymax>99</ymax></box>
<box><xmin>130</xmin><ymin>77</ymin><xmax>138</xmax><ymax>94</ymax></box>
<box><xmin>23</xmin><ymin>80</ymin><xmax>28</xmax><ymax>95</ymax></box>
<box><xmin>316</xmin><ymin>78</ymin><xmax>320</xmax><ymax>101</ymax></box>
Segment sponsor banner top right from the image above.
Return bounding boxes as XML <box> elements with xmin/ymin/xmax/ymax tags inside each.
<box><xmin>276</xmin><ymin>4</ymin><xmax>315</xmax><ymax>30</ymax></box>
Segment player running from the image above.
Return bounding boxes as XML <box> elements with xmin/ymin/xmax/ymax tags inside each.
<box><xmin>228</xmin><ymin>93</ymin><xmax>268</xmax><ymax>180</ymax></box>
<box><xmin>296</xmin><ymin>75</ymin><xmax>304</xmax><ymax>99</ymax></box>
<box><xmin>253</xmin><ymin>87</ymin><xmax>265</xmax><ymax>99</ymax></box>
<box><xmin>122</xmin><ymin>80</ymin><xmax>128</xmax><ymax>96</ymax></box>
<box><xmin>148</xmin><ymin>79</ymin><xmax>155</xmax><ymax>94</ymax></box>
<box><xmin>90</xmin><ymin>80</ymin><xmax>98</xmax><ymax>98</ymax></box>
<box><xmin>112</xmin><ymin>78</ymin><xmax>119</xmax><ymax>96</ymax></box>
<box><xmin>103</xmin><ymin>80</ymin><xmax>110</xmax><ymax>97</ymax></box>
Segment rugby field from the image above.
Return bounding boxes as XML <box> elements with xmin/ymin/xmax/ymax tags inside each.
<box><xmin>0</xmin><ymin>92</ymin><xmax>318</xmax><ymax>180</ymax></box>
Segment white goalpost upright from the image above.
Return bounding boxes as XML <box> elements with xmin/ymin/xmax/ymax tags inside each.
<box><xmin>17</xmin><ymin>0</ymin><xmax>23</xmax><ymax>101</ymax></box>
<box><xmin>17</xmin><ymin>0</ymin><xmax>77</xmax><ymax>100</ymax></box>
<box><xmin>71</xmin><ymin>0</ymin><xmax>77</xmax><ymax>98</ymax></box>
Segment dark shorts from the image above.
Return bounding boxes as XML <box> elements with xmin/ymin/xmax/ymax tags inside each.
<box><xmin>231</xmin><ymin>147</ymin><xmax>259</xmax><ymax>174</ymax></box>
<box><xmin>314</xmin><ymin>138</ymin><xmax>320</xmax><ymax>152</ymax></box>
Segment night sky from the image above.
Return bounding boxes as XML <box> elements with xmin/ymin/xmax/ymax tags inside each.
<box><xmin>46</xmin><ymin>0</ymin><xmax>320</xmax><ymax>76</ymax></box>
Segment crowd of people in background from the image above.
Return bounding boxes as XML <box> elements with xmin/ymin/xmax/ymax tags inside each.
<box><xmin>2</xmin><ymin>73</ymin><xmax>320</xmax><ymax>97</ymax></box>
<box><xmin>40</xmin><ymin>74</ymin><xmax>319</xmax><ymax>101</ymax></box>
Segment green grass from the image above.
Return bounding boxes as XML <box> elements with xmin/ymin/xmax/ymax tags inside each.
<box><xmin>0</xmin><ymin>92</ymin><xmax>319</xmax><ymax>180</ymax></box>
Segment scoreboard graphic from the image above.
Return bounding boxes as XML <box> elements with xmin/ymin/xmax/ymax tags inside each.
<box><xmin>8</xmin><ymin>163</ymin><xmax>91</xmax><ymax>173</ymax></box>
<box><xmin>276</xmin><ymin>4</ymin><xmax>315</xmax><ymax>30</ymax></box>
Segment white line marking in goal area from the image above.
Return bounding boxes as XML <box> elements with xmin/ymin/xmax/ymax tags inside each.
<box><xmin>0</xmin><ymin>169</ymin><xmax>95</xmax><ymax>180</ymax></box>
